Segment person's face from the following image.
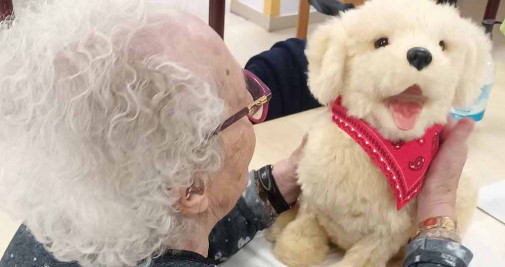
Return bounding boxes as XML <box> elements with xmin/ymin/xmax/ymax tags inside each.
<box><xmin>154</xmin><ymin>14</ymin><xmax>255</xmax><ymax>219</ymax></box>
<box><xmin>204</xmin><ymin>39</ymin><xmax>256</xmax><ymax>219</ymax></box>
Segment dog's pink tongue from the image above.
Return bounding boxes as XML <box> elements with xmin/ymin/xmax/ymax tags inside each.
<box><xmin>388</xmin><ymin>100</ymin><xmax>422</xmax><ymax>131</ymax></box>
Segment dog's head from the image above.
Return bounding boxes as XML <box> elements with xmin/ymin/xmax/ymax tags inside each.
<box><xmin>306</xmin><ymin>0</ymin><xmax>491</xmax><ymax>140</ymax></box>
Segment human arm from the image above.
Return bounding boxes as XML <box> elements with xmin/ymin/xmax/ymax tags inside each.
<box><xmin>404</xmin><ymin>118</ymin><xmax>475</xmax><ymax>267</ymax></box>
<box><xmin>208</xmin><ymin>136</ymin><xmax>306</xmax><ymax>262</ymax></box>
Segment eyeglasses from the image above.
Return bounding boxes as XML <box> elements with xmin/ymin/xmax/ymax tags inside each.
<box><xmin>212</xmin><ymin>69</ymin><xmax>272</xmax><ymax>135</ymax></box>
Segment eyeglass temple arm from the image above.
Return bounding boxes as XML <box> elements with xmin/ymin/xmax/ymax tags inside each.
<box><xmin>212</xmin><ymin>107</ymin><xmax>249</xmax><ymax>136</ymax></box>
<box><xmin>212</xmin><ymin>95</ymin><xmax>271</xmax><ymax>136</ymax></box>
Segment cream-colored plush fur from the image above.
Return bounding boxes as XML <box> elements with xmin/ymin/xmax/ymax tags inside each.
<box><xmin>271</xmin><ymin>0</ymin><xmax>489</xmax><ymax>266</ymax></box>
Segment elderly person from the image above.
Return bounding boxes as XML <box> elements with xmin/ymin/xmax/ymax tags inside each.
<box><xmin>0</xmin><ymin>1</ymin><xmax>474</xmax><ymax>267</ymax></box>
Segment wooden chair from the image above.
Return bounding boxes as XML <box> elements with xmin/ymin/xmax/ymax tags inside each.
<box><xmin>0</xmin><ymin>0</ymin><xmax>13</xmax><ymax>21</ymax></box>
<box><xmin>297</xmin><ymin>0</ymin><xmax>364</xmax><ymax>39</ymax></box>
<box><xmin>209</xmin><ymin>0</ymin><xmax>226</xmax><ymax>39</ymax></box>
<box><xmin>485</xmin><ymin>0</ymin><xmax>502</xmax><ymax>20</ymax></box>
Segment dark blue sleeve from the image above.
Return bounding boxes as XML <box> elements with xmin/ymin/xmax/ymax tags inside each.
<box><xmin>245</xmin><ymin>38</ymin><xmax>321</xmax><ymax>122</ymax></box>
<box><xmin>207</xmin><ymin>172</ymin><xmax>276</xmax><ymax>263</ymax></box>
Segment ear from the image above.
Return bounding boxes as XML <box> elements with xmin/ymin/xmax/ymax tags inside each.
<box><xmin>178</xmin><ymin>184</ymin><xmax>209</xmax><ymax>215</ymax></box>
<box><xmin>306</xmin><ymin>18</ymin><xmax>347</xmax><ymax>105</ymax></box>
<box><xmin>453</xmin><ymin>20</ymin><xmax>492</xmax><ymax>107</ymax></box>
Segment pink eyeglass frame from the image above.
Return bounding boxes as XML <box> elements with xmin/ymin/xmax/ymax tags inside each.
<box><xmin>212</xmin><ymin>69</ymin><xmax>272</xmax><ymax>136</ymax></box>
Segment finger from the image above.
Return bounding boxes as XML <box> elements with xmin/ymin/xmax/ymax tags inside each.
<box><xmin>445</xmin><ymin>118</ymin><xmax>474</xmax><ymax>145</ymax></box>
<box><xmin>428</xmin><ymin>118</ymin><xmax>473</xmax><ymax>176</ymax></box>
<box><xmin>427</xmin><ymin>119</ymin><xmax>473</xmax><ymax>172</ymax></box>
<box><xmin>294</xmin><ymin>134</ymin><xmax>308</xmax><ymax>153</ymax></box>
<box><xmin>300</xmin><ymin>134</ymin><xmax>308</xmax><ymax>148</ymax></box>
<box><xmin>291</xmin><ymin>134</ymin><xmax>308</xmax><ymax>161</ymax></box>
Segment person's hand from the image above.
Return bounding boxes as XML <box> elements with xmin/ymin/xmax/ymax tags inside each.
<box><xmin>417</xmin><ymin>118</ymin><xmax>475</xmax><ymax>223</ymax></box>
<box><xmin>272</xmin><ymin>135</ymin><xmax>308</xmax><ymax>205</ymax></box>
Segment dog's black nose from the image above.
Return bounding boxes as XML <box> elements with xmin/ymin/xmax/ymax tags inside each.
<box><xmin>407</xmin><ymin>47</ymin><xmax>432</xmax><ymax>71</ymax></box>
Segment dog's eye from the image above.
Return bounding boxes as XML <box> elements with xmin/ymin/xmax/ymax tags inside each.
<box><xmin>374</xmin><ymin>37</ymin><xmax>389</xmax><ymax>49</ymax></box>
<box><xmin>439</xmin><ymin>40</ymin><xmax>446</xmax><ymax>51</ymax></box>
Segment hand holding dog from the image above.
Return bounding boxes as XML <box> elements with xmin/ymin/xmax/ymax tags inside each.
<box><xmin>417</xmin><ymin>118</ymin><xmax>475</xmax><ymax>223</ymax></box>
<box><xmin>272</xmin><ymin>135</ymin><xmax>307</xmax><ymax>205</ymax></box>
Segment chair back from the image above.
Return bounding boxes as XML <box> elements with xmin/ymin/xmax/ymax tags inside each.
<box><xmin>0</xmin><ymin>0</ymin><xmax>13</xmax><ymax>21</ymax></box>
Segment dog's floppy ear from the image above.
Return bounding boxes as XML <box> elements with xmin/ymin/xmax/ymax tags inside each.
<box><xmin>306</xmin><ymin>18</ymin><xmax>347</xmax><ymax>105</ymax></box>
<box><xmin>453</xmin><ymin>20</ymin><xmax>492</xmax><ymax>107</ymax></box>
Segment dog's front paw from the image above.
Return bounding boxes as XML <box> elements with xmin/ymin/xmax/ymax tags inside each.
<box><xmin>273</xmin><ymin>214</ymin><xmax>329</xmax><ymax>266</ymax></box>
<box><xmin>274</xmin><ymin>235</ymin><xmax>328</xmax><ymax>267</ymax></box>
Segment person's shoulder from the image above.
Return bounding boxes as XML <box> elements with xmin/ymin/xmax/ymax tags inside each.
<box><xmin>1</xmin><ymin>226</ymin><xmax>217</xmax><ymax>267</ymax></box>
<box><xmin>1</xmin><ymin>224</ymin><xmax>79</xmax><ymax>267</ymax></box>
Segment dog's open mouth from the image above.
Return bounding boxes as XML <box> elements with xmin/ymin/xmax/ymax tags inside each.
<box><xmin>385</xmin><ymin>85</ymin><xmax>426</xmax><ymax>131</ymax></box>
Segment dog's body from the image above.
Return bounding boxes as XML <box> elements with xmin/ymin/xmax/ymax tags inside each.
<box><xmin>274</xmin><ymin>113</ymin><xmax>414</xmax><ymax>266</ymax></box>
<box><xmin>271</xmin><ymin>0</ymin><xmax>490</xmax><ymax>266</ymax></box>
<box><xmin>272</xmin><ymin>112</ymin><xmax>477</xmax><ymax>267</ymax></box>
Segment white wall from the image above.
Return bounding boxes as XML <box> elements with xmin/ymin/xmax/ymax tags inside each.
<box><xmin>241</xmin><ymin>0</ymin><xmax>264</xmax><ymax>12</ymax></box>
<box><xmin>280</xmin><ymin>0</ymin><xmax>300</xmax><ymax>16</ymax></box>
<box><xmin>239</xmin><ymin>0</ymin><xmax>314</xmax><ymax>16</ymax></box>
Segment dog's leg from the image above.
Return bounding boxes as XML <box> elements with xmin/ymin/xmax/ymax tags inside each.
<box><xmin>274</xmin><ymin>207</ymin><xmax>329</xmax><ymax>267</ymax></box>
<box><xmin>331</xmin><ymin>232</ymin><xmax>407</xmax><ymax>267</ymax></box>
<box><xmin>265</xmin><ymin>205</ymin><xmax>299</xmax><ymax>242</ymax></box>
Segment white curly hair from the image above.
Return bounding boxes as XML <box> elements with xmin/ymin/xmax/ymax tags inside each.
<box><xmin>0</xmin><ymin>0</ymin><xmax>225</xmax><ymax>266</ymax></box>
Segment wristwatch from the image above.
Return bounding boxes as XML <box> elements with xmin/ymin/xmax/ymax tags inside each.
<box><xmin>255</xmin><ymin>165</ymin><xmax>291</xmax><ymax>214</ymax></box>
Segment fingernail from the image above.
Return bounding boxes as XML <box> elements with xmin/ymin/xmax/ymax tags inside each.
<box><xmin>452</xmin><ymin>118</ymin><xmax>475</xmax><ymax>141</ymax></box>
<box><xmin>459</xmin><ymin>118</ymin><xmax>475</xmax><ymax>131</ymax></box>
